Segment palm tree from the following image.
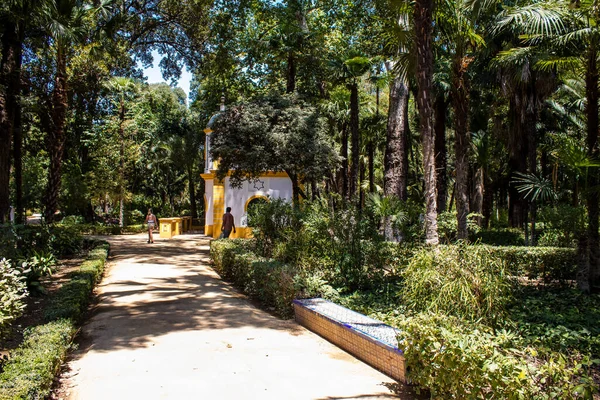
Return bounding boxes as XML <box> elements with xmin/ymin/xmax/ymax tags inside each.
<box><xmin>0</xmin><ymin>0</ymin><xmax>40</xmax><ymax>223</ymax></box>
<box><xmin>436</xmin><ymin>0</ymin><xmax>486</xmax><ymax>240</ymax></box>
<box><xmin>495</xmin><ymin>0</ymin><xmax>599</xmax><ymax>290</ymax></box>
<box><xmin>414</xmin><ymin>0</ymin><xmax>439</xmax><ymax>245</ymax></box>
<box><xmin>330</xmin><ymin>52</ymin><xmax>371</xmax><ymax>200</ymax></box>
<box><xmin>42</xmin><ymin>0</ymin><xmax>91</xmax><ymax>223</ymax></box>
<box><xmin>105</xmin><ymin>77</ymin><xmax>139</xmax><ymax>227</ymax></box>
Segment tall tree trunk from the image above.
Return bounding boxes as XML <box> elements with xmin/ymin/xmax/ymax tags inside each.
<box><xmin>579</xmin><ymin>43</ymin><xmax>600</xmax><ymax>293</ymax></box>
<box><xmin>453</xmin><ymin>55</ymin><xmax>471</xmax><ymax>240</ymax></box>
<box><xmin>341</xmin><ymin>122</ymin><xmax>349</xmax><ymax>199</ymax></box>
<box><xmin>482</xmin><ymin>176</ymin><xmax>493</xmax><ymax>228</ymax></box>
<box><xmin>434</xmin><ymin>93</ymin><xmax>448</xmax><ymax>213</ymax></box>
<box><xmin>508</xmin><ymin>90</ymin><xmax>528</xmax><ymax>229</ymax></box>
<box><xmin>286</xmin><ymin>52</ymin><xmax>296</xmax><ymax>94</ymax></box>
<box><xmin>368</xmin><ymin>85</ymin><xmax>378</xmax><ymax>193</ymax></box>
<box><xmin>0</xmin><ymin>23</ymin><xmax>20</xmax><ymax>223</ymax></box>
<box><xmin>13</xmin><ymin>92</ymin><xmax>23</xmax><ymax>224</ymax></box>
<box><xmin>414</xmin><ymin>0</ymin><xmax>439</xmax><ymax>245</ymax></box>
<box><xmin>44</xmin><ymin>47</ymin><xmax>68</xmax><ymax>223</ymax></box>
<box><xmin>384</xmin><ymin>70</ymin><xmax>409</xmax><ymax>201</ymax></box>
<box><xmin>119</xmin><ymin>98</ymin><xmax>125</xmax><ymax>228</ymax></box>
<box><xmin>527</xmin><ymin>73</ymin><xmax>538</xmax><ymax>245</ymax></box>
<box><xmin>349</xmin><ymin>82</ymin><xmax>360</xmax><ymax>199</ymax></box>
<box><xmin>368</xmin><ymin>140</ymin><xmax>375</xmax><ymax>193</ymax></box>
<box><xmin>188</xmin><ymin>165</ymin><xmax>197</xmax><ymax>218</ymax></box>
<box><xmin>473</xmin><ymin>167</ymin><xmax>484</xmax><ymax>226</ymax></box>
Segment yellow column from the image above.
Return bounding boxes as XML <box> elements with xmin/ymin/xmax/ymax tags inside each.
<box><xmin>212</xmin><ymin>179</ymin><xmax>225</xmax><ymax>238</ymax></box>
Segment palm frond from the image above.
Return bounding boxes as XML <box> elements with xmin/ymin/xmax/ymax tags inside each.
<box><xmin>512</xmin><ymin>172</ymin><xmax>557</xmax><ymax>202</ymax></box>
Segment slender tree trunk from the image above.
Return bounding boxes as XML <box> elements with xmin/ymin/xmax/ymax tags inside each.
<box><xmin>44</xmin><ymin>47</ymin><xmax>69</xmax><ymax>223</ymax></box>
<box><xmin>508</xmin><ymin>90</ymin><xmax>528</xmax><ymax>229</ymax></box>
<box><xmin>286</xmin><ymin>52</ymin><xmax>296</xmax><ymax>94</ymax></box>
<box><xmin>453</xmin><ymin>55</ymin><xmax>471</xmax><ymax>240</ymax></box>
<box><xmin>188</xmin><ymin>165</ymin><xmax>197</xmax><ymax>218</ymax></box>
<box><xmin>349</xmin><ymin>82</ymin><xmax>360</xmax><ymax>199</ymax></box>
<box><xmin>341</xmin><ymin>122</ymin><xmax>349</xmax><ymax>199</ymax></box>
<box><xmin>434</xmin><ymin>93</ymin><xmax>448</xmax><ymax>213</ymax></box>
<box><xmin>579</xmin><ymin>43</ymin><xmax>600</xmax><ymax>293</ymax></box>
<box><xmin>13</xmin><ymin>94</ymin><xmax>23</xmax><ymax>224</ymax></box>
<box><xmin>119</xmin><ymin>99</ymin><xmax>125</xmax><ymax>228</ymax></box>
<box><xmin>414</xmin><ymin>0</ymin><xmax>439</xmax><ymax>245</ymax></box>
<box><xmin>473</xmin><ymin>167</ymin><xmax>484</xmax><ymax>226</ymax></box>
<box><xmin>369</xmin><ymin>84</ymin><xmax>380</xmax><ymax>194</ymax></box>
<box><xmin>482</xmin><ymin>176</ymin><xmax>493</xmax><ymax>228</ymax></box>
<box><xmin>527</xmin><ymin>73</ymin><xmax>538</xmax><ymax>245</ymax></box>
<box><xmin>368</xmin><ymin>140</ymin><xmax>375</xmax><ymax>193</ymax></box>
<box><xmin>384</xmin><ymin>69</ymin><xmax>409</xmax><ymax>201</ymax></box>
<box><xmin>0</xmin><ymin>23</ymin><xmax>20</xmax><ymax>223</ymax></box>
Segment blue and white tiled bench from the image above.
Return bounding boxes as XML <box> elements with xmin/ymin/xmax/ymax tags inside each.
<box><xmin>292</xmin><ymin>298</ymin><xmax>406</xmax><ymax>382</ymax></box>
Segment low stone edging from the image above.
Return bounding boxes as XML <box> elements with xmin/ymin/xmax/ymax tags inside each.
<box><xmin>293</xmin><ymin>298</ymin><xmax>406</xmax><ymax>382</ymax></box>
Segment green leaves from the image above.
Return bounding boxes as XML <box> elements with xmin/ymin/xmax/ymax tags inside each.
<box><xmin>512</xmin><ymin>172</ymin><xmax>558</xmax><ymax>202</ymax></box>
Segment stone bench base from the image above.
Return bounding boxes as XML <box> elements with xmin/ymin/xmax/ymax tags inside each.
<box><xmin>293</xmin><ymin>298</ymin><xmax>406</xmax><ymax>382</ymax></box>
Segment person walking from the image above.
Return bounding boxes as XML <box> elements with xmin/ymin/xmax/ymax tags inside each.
<box><xmin>221</xmin><ymin>207</ymin><xmax>236</xmax><ymax>238</ymax></box>
<box><xmin>146</xmin><ymin>208</ymin><xmax>157</xmax><ymax>243</ymax></box>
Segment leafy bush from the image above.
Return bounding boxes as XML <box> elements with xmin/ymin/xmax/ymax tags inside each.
<box><xmin>437</xmin><ymin>211</ymin><xmax>482</xmax><ymax>243</ymax></box>
<box><xmin>248</xmin><ymin>198</ymin><xmax>302</xmax><ymax>257</ymax></box>
<box><xmin>17</xmin><ymin>250</ymin><xmax>57</xmax><ymax>295</ymax></box>
<box><xmin>398</xmin><ymin>313</ymin><xmax>597</xmax><ymax>399</ymax></box>
<box><xmin>0</xmin><ymin>259</ymin><xmax>28</xmax><ymax>341</ymax></box>
<box><xmin>482</xmin><ymin>245</ymin><xmax>577</xmax><ymax>282</ymax></box>
<box><xmin>537</xmin><ymin>205</ymin><xmax>584</xmax><ymax>247</ymax></box>
<box><xmin>401</xmin><ymin>244</ymin><xmax>515</xmax><ymax>324</ymax></box>
<box><xmin>0</xmin><ymin>225</ymin><xmax>82</xmax><ymax>261</ymax></box>
<box><xmin>471</xmin><ymin>228</ymin><xmax>525</xmax><ymax>246</ymax></box>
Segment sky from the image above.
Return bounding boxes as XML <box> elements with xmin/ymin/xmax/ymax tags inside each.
<box><xmin>142</xmin><ymin>50</ymin><xmax>193</xmax><ymax>101</ymax></box>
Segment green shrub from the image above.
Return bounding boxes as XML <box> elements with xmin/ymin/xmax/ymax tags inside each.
<box><xmin>398</xmin><ymin>313</ymin><xmax>596</xmax><ymax>399</ymax></box>
<box><xmin>0</xmin><ymin>319</ymin><xmax>75</xmax><ymax>400</ymax></box>
<box><xmin>537</xmin><ymin>205</ymin><xmax>584</xmax><ymax>247</ymax></box>
<box><xmin>0</xmin><ymin>259</ymin><xmax>28</xmax><ymax>341</ymax></box>
<box><xmin>437</xmin><ymin>211</ymin><xmax>482</xmax><ymax>243</ymax></box>
<box><xmin>248</xmin><ymin>198</ymin><xmax>302</xmax><ymax>257</ymax></box>
<box><xmin>537</xmin><ymin>229</ymin><xmax>577</xmax><ymax>248</ymax></box>
<box><xmin>44</xmin><ymin>244</ymin><xmax>108</xmax><ymax>322</ymax></box>
<box><xmin>0</xmin><ymin>225</ymin><xmax>83</xmax><ymax>261</ymax></box>
<box><xmin>0</xmin><ymin>242</ymin><xmax>109</xmax><ymax>400</ymax></box>
<box><xmin>17</xmin><ymin>250</ymin><xmax>57</xmax><ymax>295</ymax></box>
<box><xmin>210</xmin><ymin>239</ymin><xmax>299</xmax><ymax>317</ymax></box>
<box><xmin>471</xmin><ymin>228</ymin><xmax>525</xmax><ymax>246</ymax></box>
<box><xmin>482</xmin><ymin>245</ymin><xmax>577</xmax><ymax>282</ymax></box>
<box><xmin>402</xmin><ymin>244</ymin><xmax>515</xmax><ymax>324</ymax></box>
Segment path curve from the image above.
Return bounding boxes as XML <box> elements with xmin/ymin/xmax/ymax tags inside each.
<box><xmin>57</xmin><ymin>233</ymin><xmax>415</xmax><ymax>400</ymax></box>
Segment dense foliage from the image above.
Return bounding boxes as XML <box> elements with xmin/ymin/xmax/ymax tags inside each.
<box><xmin>0</xmin><ymin>260</ymin><xmax>27</xmax><ymax>341</ymax></box>
<box><xmin>211</xmin><ymin>199</ymin><xmax>599</xmax><ymax>398</ymax></box>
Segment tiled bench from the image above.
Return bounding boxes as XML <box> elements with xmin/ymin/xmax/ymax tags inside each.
<box><xmin>293</xmin><ymin>298</ymin><xmax>406</xmax><ymax>382</ymax></box>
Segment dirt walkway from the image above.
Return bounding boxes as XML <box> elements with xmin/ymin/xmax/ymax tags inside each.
<box><xmin>57</xmin><ymin>233</ymin><xmax>417</xmax><ymax>400</ymax></box>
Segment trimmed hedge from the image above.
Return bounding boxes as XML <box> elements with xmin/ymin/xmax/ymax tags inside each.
<box><xmin>0</xmin><ymin>242</ymin><xmax>109</xmax><ymax>400</ymax></box>
<box><xmin>210</xmin><ymin>239</ymin><xmax>298</xmax><ymax>318</ymax></box>
<box><xmin>481</xmin><ymin>245</ymin><xmax>577</xmax><ymax>282</ymax></box>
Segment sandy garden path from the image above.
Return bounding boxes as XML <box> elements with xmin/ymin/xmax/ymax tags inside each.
<box><xmin>57</xmin><ymin>233</ymin><xmax>418</xmax><ymax>400</ymax></box>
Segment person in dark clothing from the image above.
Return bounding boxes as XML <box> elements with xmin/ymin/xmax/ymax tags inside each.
<box><xmin>222</xmin><ymin>207</ymin><xmax>236</xmax><ymax>238</ymax></box>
